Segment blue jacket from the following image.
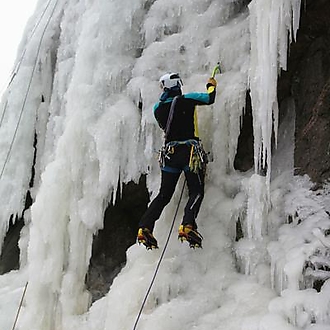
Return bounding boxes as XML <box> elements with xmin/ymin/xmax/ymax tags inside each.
<box><xmin>154</xmin><ymin>84</ymin><xmax>216</xmax><ymax>143</ymax></box>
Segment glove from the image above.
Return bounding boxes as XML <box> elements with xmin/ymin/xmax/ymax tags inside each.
<box><xmin>207</xmin><ymin>77</ymin><xmax>217</xmax><ymax>88</ymax></box>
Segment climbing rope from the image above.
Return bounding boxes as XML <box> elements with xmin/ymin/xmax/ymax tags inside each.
<box><xmin>0</xmin><ymin>0</ymin><xmax>54</xmax><ymax>98</ymax></box>
<box><xmin>0</xmin><ymin>0</ymin><xmax>60</xmax><ymax>180</ymax></box>
<box><xmin>132</xmin><ymin>179</ymin><xmax>186</xmax><ymax>330</ymax></box>
<box><xmin>11</xmin><ymin>281</ymin><xmax>28</xmax><ymax>330</ymax></box>
<box><xmin>0</xmin><ymin>99</ymin><xmax>8</xmax><ymax>128</ymax></box>
<box><xmin>0</xmin><ymin>0</ymin><xmax>55</xmax><ymax>127</ymax></box>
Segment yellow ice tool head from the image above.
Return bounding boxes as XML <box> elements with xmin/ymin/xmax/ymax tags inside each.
<box><xmin>211</xmin><ymin>62</ymin><xmax>221</xmax><ymax>78</ymax></box>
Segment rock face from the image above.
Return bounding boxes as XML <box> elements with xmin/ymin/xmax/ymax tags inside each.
<box><xmin>278</xmin><ymin>0</ymin><xmax>330</xmax><ymax>183</ymax></box>
<box><xmin>235</xmin><ymin>0</ymin><xmax>330</xmax><ymax>184</ymax></box>
<box><xmin>86</xmin><ymin>176</ymin><xmax>149</xmax><ymax>301</ymax></box>
<box><xmin>0</xmin><ymin>217</ymin><xmax>23</xmax><ymax>275</ymax></box>
<box><xmin>234</xmin><ymin>92</ymin><xmax>254</xmax><ymax>172</ymax></box>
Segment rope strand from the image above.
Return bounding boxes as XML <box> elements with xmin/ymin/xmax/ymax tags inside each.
<box><xmin>132</xmin><ymin>179</ymin><xmax>186</xmax><ymax>330</ymax></box>
<box><xmin>0</xmin><ymin>0</ymin><xmax>55</xmax><ymax>97</ymax></box>
<box><xmin>0</xmin><ymin>0</ymin><xmax>60</xmax><ymax>180</ymax></box>
<box><xmin>11</xmin><ymin>281</ymin><xmax>28</xmax><ymax>330</ymax></box>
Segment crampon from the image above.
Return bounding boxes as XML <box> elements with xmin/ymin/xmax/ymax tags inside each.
<box><xmin>137</xmin><ymin>228</ymin><xmax>159</xmax><ymax>250</ymax></box>
<box><xmin>178</xmin><ymin>224</ymin><xmax>203</xmax><ymax>248</ymax></box>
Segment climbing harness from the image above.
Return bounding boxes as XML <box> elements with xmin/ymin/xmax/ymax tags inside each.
<box><xmin>158</xmin><ymin>93</ymin><xmax>208</xmax><ymax>173</ymax></box>
<box><xmin>132</xmin><ymin>179</ymin><xmax>186</xmax><ymax>330</ymax></box>
<box><xmin>158</xmin><ymin>139</ymin><xmax>208</xmax><ymax>173</ymax></box>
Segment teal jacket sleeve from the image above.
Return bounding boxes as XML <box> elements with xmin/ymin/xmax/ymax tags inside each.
<box><xmin>183</xmin><ymin>85</ymin><xmax>216</xmax><ymax>105</ymax></box>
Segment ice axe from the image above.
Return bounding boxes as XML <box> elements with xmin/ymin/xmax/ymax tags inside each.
<box><xmin>211</xmin><ymin>62</ymin><xmax>221</xmax><ymax>78</ymax></box>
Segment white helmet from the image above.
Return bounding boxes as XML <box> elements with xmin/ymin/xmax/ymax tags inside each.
<box><xmin>159</xmin><ymin>73</ymin><xmax>183</xmax><ymax>90</ymax></box>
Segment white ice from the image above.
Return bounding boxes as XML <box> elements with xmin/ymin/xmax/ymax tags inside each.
<box><xmin>1</xmin><ymin>0</ymin><xmax>330</xmax><ymax>330</ymax></box>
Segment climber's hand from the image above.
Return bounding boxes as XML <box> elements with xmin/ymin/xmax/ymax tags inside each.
<box><xmin>207</xmin><ymin>77</ymin><xmax>217</xmax><ymax>88</ymax></box>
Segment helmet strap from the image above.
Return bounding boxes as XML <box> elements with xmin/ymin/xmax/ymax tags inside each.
<box><xmin>159</xmin><ymin>86</ymin><xmax>182</xmax><ymax>102</ymax></box>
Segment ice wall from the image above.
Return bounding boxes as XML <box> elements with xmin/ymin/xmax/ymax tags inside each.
<box><xmin>21</xmin><ymin>0</ymin><xmax>152</xmax><ymax>327</ymax></box>
<box><xmin>232</xmin><ymin>0</ymin><xmax>302</xmax><ymax>283</ymax></box>
<box><xmin>249</xmin><ymin>0</ymin><xmax>301</xmax><ymax>180</ymax></box>
<box><xmin>2</xmin><ymin>1</ymin><xmax>330</xmax><ymax>330</ymax></box>
<box><xmin>0</xmin><ymin>0</ymin><xmax>252</xmax><ymax>328</ymax></box>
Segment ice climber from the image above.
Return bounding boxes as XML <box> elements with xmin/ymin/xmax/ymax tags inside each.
<box><xmin>137</xmin><ymin>72</ymin><xmax>217</xmax><ymax>249</ymax></box>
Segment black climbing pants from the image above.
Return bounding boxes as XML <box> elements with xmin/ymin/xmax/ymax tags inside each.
<box><xmin>139</xmin><ymin>144</ymin><xmax>205</xmax><ymax>232</ymax></box>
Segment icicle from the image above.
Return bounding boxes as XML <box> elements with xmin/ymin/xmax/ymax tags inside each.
<box><xmin>248</xmin><ymin>0</ymin><xmax>301</xmax><ymax>182</ymax></box>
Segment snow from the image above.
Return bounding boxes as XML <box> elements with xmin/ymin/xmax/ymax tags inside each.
<box><xmin>1</xmin><ymin>0</ymin><xmax>330</xmax><ymax>330</ymax></box>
